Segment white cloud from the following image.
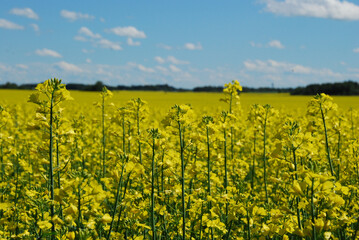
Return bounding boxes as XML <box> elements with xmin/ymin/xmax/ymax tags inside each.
<box><xmin>0</xmin><ymin>63</ymin><xmax>11</xmax><ymax>72</ymax></box>
<box><xmin>184</xmin><ymin>42</ymin><xmax>202</xmax><ymax>50</ymax></box>
<box><xmin>138</xmin><ymin>64</ymin><xmax>155</xmax><ymax>73</ymax></box>
<box><xmin>169</xmin><ymin>65</ymin><xmax>181</xmax><ymax>72</ymax></box>
<box><xmin>157</xmin><ymin>43</ymin><xmax>172</xmax><ymax>50</ymax></box>
<box><xmin>10</xmin><ymin>8</ymin><xmax>39</xmax><ymax>20</ymax></box>
<box><xmin>262</xmin><ymin>0</ymin><xmax>359</xmax><ymax>21</ymax></box>
<box><xmin>156</xmin><ymin>66</ymin><xmax>168</xmax><ymax>72</ymax></box>
<box><xmin>78</xmin><ymin>27</ymin><xmax>101</xmax><ymax>38</ymax></box>
<box><xmin>154</xmin><ymin>56</ymin><xmax>165</xmax><ymax>64</ymax></box>
<box><xmin>56</xmin><ymin>61</ymin><xmax>83</xmax><ymax>73</ymax></box>
<box><xmin>30</xmin><ymin>23</ymin><xmax>39</xmax><ymax>32</ymax></box>
<box><xmin>97</xmin><ymin>39</ymin><xmax>122</xmax><ymax>51</ymax></box>
<box><xmin>353</xmin><ymin>48</ymin><xmax>359</xmax><ymax>53</ymax></box>
<box><xmin>167</xmin><ymin>56</ymin><xmax>190</xmax><ymax>65</ymax></box>
<box><xmin>74</xmin><ymin>35</ymin><xmax>88</xmax><ymax>42</ymax></box>
<box><xmin>268</xmin><ymin>40</ymin><xmax>285</xmax><ymax>49</ymax></box>
<box><xmin>127</xmin><ymin>38</ymin><xmax>141</xmax><ymax>46</ymax></box>
<box><xmin>243</xmin><ymin>59</ymin><xmax>341</xmax><ymax>77</ymax></box>
<box><xmin>155</xmin><ymin>56</ymin><xmax>190</xmax><ymax>65</ymax></box>
<box><xmin>250</xmin><ymin>41</ymin><xmax>262</xmax><ymax>48</ymax></box>
<box><xmin>250</xmin><ymin>40</ymin><xmax>285</xmax><ymax>49</ymax></box>
<box><xmin>35</xmin><ymin>48</ymin><xmax>62</xmax><ymax>58</ymax></box>
<box><xmin>86</xmin><ymin>58</ymin><xmax>92</xmax><ymax>63</ymax></box>
<box><xmin>107</xmin><ymin>26</ymin><xmax>146</xmax><ymax>38</ymax></box>
<box><xmin>82</xmin><ymin>49</ymin><xmax>93</xmax><ymax>54</ymax></box>
<box><xmin>74</xmin><ymin>27</ymin><xmax>121</xmax><ymax>51</ymax></box>
<box><xmin>16</xmin><ymin>64</ymin><xmax>28</xmax><ymax>69</ymax></box>
<box><xmin>60</xmin><ymin>10</ymin><xmax>95</xmax><ymax>21</ymax></box>
<box><xmin>0</xmin><ymin>19</ymin><xmax>24</xmax><ymax>30</ymax></box>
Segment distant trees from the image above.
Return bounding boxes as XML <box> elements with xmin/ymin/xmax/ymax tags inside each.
<box><xmin>291</xmin><ymin>81</ymin><xmax>359</xmax><ymax>95</ymax></box>
<box><xmin>1</xmin><ymin>80</ymin><xmax>359</xmax><ymax>95</ymax></box>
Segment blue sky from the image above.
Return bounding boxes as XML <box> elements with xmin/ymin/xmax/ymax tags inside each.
<box><xmin>0</xmin><ymin>0</ymin><xmax>358</xmax><ymax>88</ymax></box>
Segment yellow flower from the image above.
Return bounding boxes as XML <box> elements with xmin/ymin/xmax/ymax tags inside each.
<box><xmin>101</xmin><ymin>213</ymin><xmax>112</xmax><ymax>224</ymax></box>
<box><xmin>37</xmin><ymin>220</ymin><xmax>52</xmax><ymax>230</ymax></box>
<box><xmin>67</xmin><ymin>231</ymin><xmax>76</xmax><ymax>240</ymax></box>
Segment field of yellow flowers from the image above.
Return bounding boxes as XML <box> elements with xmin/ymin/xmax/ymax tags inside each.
<box><xmin>0</xmin><ymin>78</ymin><xmax>359</xmax><ymax>240</ymax></box>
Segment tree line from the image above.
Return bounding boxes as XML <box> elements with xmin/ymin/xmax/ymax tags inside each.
<box><xmin>1</xmin><ymin>80</ymin><xmax>358</xmax><ymax>95</ymax></box>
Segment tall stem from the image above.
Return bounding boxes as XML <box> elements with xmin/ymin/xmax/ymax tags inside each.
<box><xmin>293</xmin><ymin>149</ymin><xmax>302</xmax><ymax>230</ymax></box>
<box><xmin>263</xmin><ymin>109</ymin><xmax>269</xmax><ymax>204</ymax></box>
<box><xmin>102</xmin><ymin>94</ymin><xmax>106</xmax><ymax>178</ymax></box>
<box><xmin>251</xmin><ymin>131</ymin><xmax>256</xmax><ymax>190</ymax></box>
<box><xmin>151</xmin><ymin>137</ymin><xmax>156</xmax><ymax>240</ymax></box>
<box><xmin>49</xmin><ymin>93</ymin><xmax>55</xmax><ymax>238</ymax></box>
<box><xmin>178</xmin><ymin>121</ymin><xmax>186</xmax><ymax>240</ymax></box>
<box><xmin>137</xmin><ymin>107</ymin><xmax>142</xmax><ymax>164</ymax></box>
<box><xmin>224</xmin><ymin>128</ymin><xmax>229</xmax><ymax>225</ymax></box>
<box><xmin>311</xmin><ymin>178</ymin><xmax>317</xmax><ymax>240</ymax></box>
<box><xmin>320</xmin><ymin>104</ymin><xmax>335</xmax><ymax>177</ymax></box>
<box><xmin>206</xmin><ymin>126</ymin><xmax>214</xmax><ymax>240</ymax></box>
<box><xmin>107</xmin><ymin>156</ymin><xmax>126</xmax><ymax>240</ymax></box>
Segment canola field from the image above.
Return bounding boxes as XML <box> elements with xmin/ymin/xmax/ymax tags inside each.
<box><xmin>0</xmin><ymin>79</ymin><xmax>359</xmax><ymax>240</ymax></box>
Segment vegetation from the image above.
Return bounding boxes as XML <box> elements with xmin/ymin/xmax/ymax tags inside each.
<box><xmin>0</xmin><ymin>79</ymin><xmax>359</xmax><ymax>239</ymax></box>
<box><xmin>291</xmin><ymin>80</ymin><xmax>359</xmax><ymax>95</ymax></box>
<box><xmin>2</xmin><ymin>80</ymin><xmax>359</xmax><ymax>95</ymax></box>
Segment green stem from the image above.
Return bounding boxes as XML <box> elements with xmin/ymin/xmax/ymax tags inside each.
<box><xmin>293</xmin><ymin>149</ymin><xmax>302</xmax><ymax>230</ymax></box>
<box><xmin>107</xmin><ymin>156</ymin><xmax>126</xmax><ymax>240</ymax></box>
<box><xmin>251</xmin><ymin>131</ymin><xmax>256</xmax><ymax>190</ymax></box>
<box><xmin>178</xmin><ymin>121</ymin><xmax>186</xmax><ymax>240</ymax></box>
<box><xmin>320</xmin><ymin>104</ymin><xmax>335</xmax><ymax>177</ymax></box>
<box><xmin>263</xmin><ymin>108</ymin><xmax>269</xmax><ymax>204</ymax></box>
<box><xmin>223</xmin><ymin>127</ymin><xmax>229</xmax><ymax>227</ymax></box>
<box><xmin>311</xmin><ymin>178</ymin><xmax>317</xmax><ymax>240</ymax></box>
<box><xmin>246</xmin><ymin>207</ymin><xmax>251</xmax><ymax>240</ymax></box>
<box><xmin>122</xmin><ymin>114</ymin><xmax>126</xmax><ymax>154</ymax></box>
<box><xmin>102</xmin><ymin>93</ymin><xmax>106</xmax><ymax>178</ymax></box>
<box><xmin>151</xmin><ymin>137</ymin><xmax>156</xmax><ymax>240</ymax></box>
<box><xmin>49</xmin><ymin>92</ymin><xmax>55</xmax><ymax>239</ymax></box>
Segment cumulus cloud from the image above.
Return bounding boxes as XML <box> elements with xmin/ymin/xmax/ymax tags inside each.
<box><xmin>60</xmin><ymin>10</ymin><xmax>95</xmax><ymax>21</ymax></box>
<box><xmin>138</xmin><ymin>64</ymin><xmax>155</xmax><ymax>73</ymax></box>
<box><xmin>30</xmin><ymin>23</ymin><xmax>39</xmax><ymax>32</ymax></box>
<box><xmin>353</xmin><ymin>48</ymin><xmax>359</xmax><ymax>53</ymax></box>
<box><xmin>78</xmin><ymin>27</ymin><xmax>101</xmax><ymax>39</ymax></box>
<box><xmin>127</xmin><ymin>38</ymin><xmax>141</xmax><ymax>46</ymax></box>
<box><xmin>154</xmin><ymin>56</ymin><xmax>165</xmax><ymax>64</ymax></box>
<box><xmin>56</xmin><ymin>61</ymin><xmax>83</xmax><ymax>73</ymax></box>
<box><xmin>268</xmin><ymin>40</ymin><xmax>285</xmax><ymax>49</ymax></box>
<box><xmin>184</xmin><ymin>42</ymin><xmax>202</xmax><ymax>50</ymax></box>
<box><xmin>0</xmin><ymin>19</ymin><xmax>24</xmax><ymax>30</ymax></box>
<box><xmin>157</xmin><ymin>43</ymin><xmax>172</xmax><ymax>50</ymax></box>
<box><xmin>107</xmin><ymin>26</ymin><xmax>146</xmax><ymax>38</ymax></box>
<box><xmin>250</xmin><ymin>40</ymin><xmax>285</xmax><ymax>49</ymax></box>
<box><xmin>35</xmin><ymin>48</ymin><xmax>62</xmax><ymax>58</ymax></box>
<box><xmin>167</xmin><ymin>56</ymin><xmax>190</xmax><ymax>65</ymax></box>
<box><xmin>243</xmin><ymin>59</ymin><xmax>340</xmax><ymax>77</ymax></box>
<box><xmin>97</xmin><ymin>39</ymin><xmax>122</xmax><ymax>51</ymax></box>
<box><xmin>169</xmin><ymin>65</ymin><xmax>181</xmax><ymax>72</ymax></box>
<box><xmin>155</xmin><ymin>56</ymin><xmax>190</xmax><ymax>65</ymax></box>
<box><xmin>74</xmin><ymin>35</ymin><xmax>88</xmax><ymax>42</ymax></box>
<box><xmin>74</xmin><ymin>27</ymin><xmax>121</xmax><ymax>51</ymax></box>
<box><xmin>250</xmin><ymin>41</ymin><xmax>262</xmax><ymax>48</ymax></box>
<box><xmin>16</xmin><ymin>64</ymin><xmax>28</xmax><ymax>69</ymax></box>
<box><xmin>156</xmin><ymin>66</ymin><xmax>168</xmax><ymax>72</ymax></box>
<box><xmin>262</xmin><ymin>0</ymin><xmax>359</xmax><ymax>21</ymax></box>
<box><xmin>10</xmin><ymin>8</ymin><xmax>39</xmax><ymax>20</ymax></box>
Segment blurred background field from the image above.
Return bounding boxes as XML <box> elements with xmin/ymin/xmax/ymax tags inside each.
<box><xmin>1</xmin><ymin>89</ymin><xmax>359</xmax><ymax>114</ymax></box>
